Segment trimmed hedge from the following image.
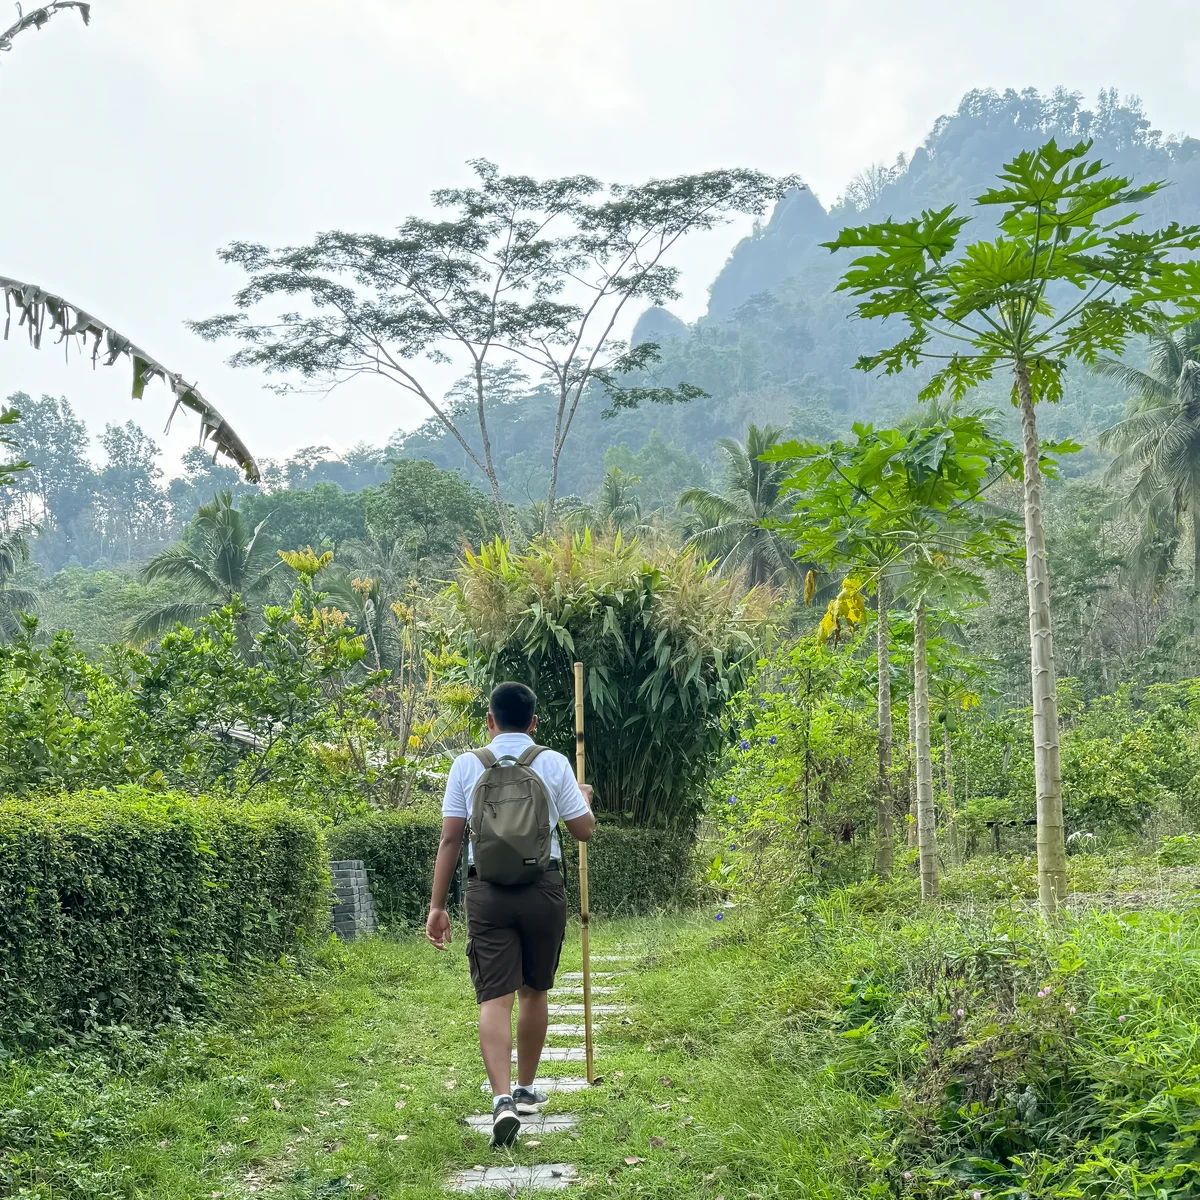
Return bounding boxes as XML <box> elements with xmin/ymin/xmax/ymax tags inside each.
<box><xmin>327</xmin><ymin>811</ymin><xmax>699</xmax><ymax>923</ymax></box>
<box><xmin>0</xmin><ymin>789</ymin><xmax>326</xmax><ymax>1041</ymax></box>
<box><xmin>562</xmin><ymin>825</ymin><xmax>701</xmax><ymax>916</ymax></box>
<box><xmin>326</xmin><ymin>810</ymin><xmax>442</xmax><ymax>927</ymax></box>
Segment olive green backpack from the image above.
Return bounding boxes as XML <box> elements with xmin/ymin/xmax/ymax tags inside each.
<box><xmin>469</xmin><ymin>745</ymin><xmax>552</xmax><ymax>886</ymax></box>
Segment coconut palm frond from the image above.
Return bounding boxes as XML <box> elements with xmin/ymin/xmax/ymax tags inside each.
<box><xmin>126</xmin><ymin>601</ymin><xmax>219</xmax><ymax>645</ymax></box>
<box><xmin>1097</xmin><ymin>323</ymin><xmax>1200</xmax><ymax>590</ymax></box>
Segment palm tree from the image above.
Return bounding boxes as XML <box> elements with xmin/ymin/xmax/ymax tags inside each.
<box><xmin>1097</xmin><ymin>321</ymin><xmax>1200</xmax><ymax>593</ymax></box>
<box><xmin>565</xmin><ymin>467</ymin><xmax>658</xmax><ymax>541</ymax></box>
<box><xmin>128</xmin><ymin>491</ymin><xmax>279</xmax><ymax>643</ymax></box>
<box><xmin>679</xmin><ymin>424</ymin><xmax>801</xmax><ymax>587</ymax></box>
<box><xmin>0</xmin><ymin>528</ymin><xmax>37</xmax><ymax>640</ymax></box>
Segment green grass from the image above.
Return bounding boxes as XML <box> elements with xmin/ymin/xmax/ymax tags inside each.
<box><xmin>5</xmin><ymin>884</ymin><xmax>1200</xmax><ymax>1198</ymax></box>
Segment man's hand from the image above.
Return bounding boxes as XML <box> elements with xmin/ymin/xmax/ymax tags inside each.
<box><xmin>580</xmin><ymin>783</ymin><xmax>594</xmax><ymax>810</ymax></box>
<box><xmin>426</xmin><ymin>906</ymin><xmax>452</xmax><ymax>951</ymax></box>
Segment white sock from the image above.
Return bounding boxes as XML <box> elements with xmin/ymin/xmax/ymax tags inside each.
<box><xmin>493</xmin><ymin>1093</ymin><xmax>513</xmax><ymax>1109</ymax></box>
<box><xmin>515</xmin><ymin>1080</ymin><xmax>534</xmax><ymax>1094</ymax></box>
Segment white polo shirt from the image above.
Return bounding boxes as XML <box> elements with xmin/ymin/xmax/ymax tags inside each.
<box><xmin>442</xmin><ymin>733</ymin><xmax>590</xmax><ymax>863</ymax></box>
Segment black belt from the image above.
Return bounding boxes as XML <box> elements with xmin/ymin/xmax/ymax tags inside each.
<box><xmin>468</xmin><ymin>859</ymin><xmax>561</xmax><ymax>879</ymax></box>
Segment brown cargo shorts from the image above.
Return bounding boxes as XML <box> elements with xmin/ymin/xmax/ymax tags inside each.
<box><xmin>465</xmin><ymin>863</ymin><xmax>567</xmax><ymax>1003</ymax></box>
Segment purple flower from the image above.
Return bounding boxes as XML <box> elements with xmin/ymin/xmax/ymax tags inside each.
<box><xmin>714</xmin><ymin>912</ymin><xmax>724</xmax><ymax>921</ymax></box>
<box><xmin>903</xmin><ymin>1171</ymin><xmax>912</xmax><ymax>1180</ymax></box>
<box><xmin>956</xmin><ymin>1008</ymin><xmax>964</xmax><ymax>1017</ymax></box>
<box><xmin>768</xmin><ymin>735</ymin><xmax>777</xmax><ymax>745</ymax></box>
<box><xmin>727</xmin><ymin>795</ymin><xmax>737</xmax><ymax>805</ymax></box>
<box><xmin>973</xmin><ymin>1192</ymin><xmax>983</xmax><ymax>1199</ymax></box>
<box><xmin>740</xmin><ymin>739</ymin><xmax>750</xmax><ymax>750</ymax></box>
<box><xmin>1069</xmin><ymin>1005</ymin><xmax>1076</xmax><ymax>1015</ymax></box>
<box><xmin>1118</xmin><ymin>1014</ymin><xmax>1127</xmax><ymax>1023</ymax></box>
<box><xmin>729</xmin><ymin>843</ymin><xmax>738</xmax><ymax>851</ymax></box>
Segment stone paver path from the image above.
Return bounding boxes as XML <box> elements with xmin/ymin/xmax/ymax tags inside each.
<box><xmin>547</xmin><ymin>1003</ymin><xmax>625</xmax><ymax>1016</ymax></box>
<box><xmin>513</xmin><ymin>1045</ymin><xmax>589</xmax><ymax>1061</ymax></box>
<box><xmin>447</xmin><ymin>939</ymin><xmax>646</xmax><ymax>1192</ymax></box>
<box><xmin>480</xmin><ymin>1076</ymin><xmax>591</xmax><ymax>1095</ymax></box>
<box><xmin>463</xmin><ymin>1113</ymin><xmax>580</xmax><ymax>1135</ymax></box>
<box><xmin>448</xmin><ymin>1164</ymin><xmax>578</xmax><ymax>1192</ymax></box>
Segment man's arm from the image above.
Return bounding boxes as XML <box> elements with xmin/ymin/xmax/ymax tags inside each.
<box><xmin>562</xmin><ymin>781</ymin><xmax>595</xmax><ymax>843</ymax></box>
<box><xmin>426</xmin><ymin>816</ymin><xmax>467</xmax><ymax>950</ymax></box>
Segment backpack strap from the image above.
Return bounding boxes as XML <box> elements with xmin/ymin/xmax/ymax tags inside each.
<box><xmin>517</xmin><ymin>745</ymin><xmax>548</xmax><ymax>767</ymax></box>
<box><xmin>471</xmin><ymin>748</ymin><xmax>498</xmax><ymax>768</ymax></box>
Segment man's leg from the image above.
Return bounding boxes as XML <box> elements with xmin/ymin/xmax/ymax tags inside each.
<box><xmin>479</xmin><ymin>991</ymin><xmax>516</xmax><ymax>1099</ymax></box>
<box><xmin>515</xmin><ymin>986</ymin><xmax>549</xmax><ymax>1088</ymax></box>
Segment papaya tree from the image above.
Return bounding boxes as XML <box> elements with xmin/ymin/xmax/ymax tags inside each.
<box><xmin>1</xmin><ymin>6</ymin><xmax>258</xmax><ymax>480</ymax></box>
<box><xmin>770</xmin><ymin>413</ymin><xmax>1024</xmax><ymax>899</ymax></box>
<box><xmin>824</xmin><ymin>140</ymin><xmax>1200</xmax><ymax>912</ymax></box>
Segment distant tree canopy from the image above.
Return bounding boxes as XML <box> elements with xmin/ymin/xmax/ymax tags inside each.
<box><xmin>363</xmin><ymin>459</ymin><xmax>494</xmax><ymax>578</ymax></box>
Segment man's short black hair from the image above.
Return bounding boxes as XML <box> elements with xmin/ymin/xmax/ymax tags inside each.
<box><xmin>489</xmin><ymin>682</ymin><xmax>537</xmax><ymax>732</ymax></box>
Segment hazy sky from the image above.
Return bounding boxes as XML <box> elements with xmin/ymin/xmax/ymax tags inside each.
<box><xmin>2</xmin><ymin>0</ymin><xmax>1197</xmax><ymax>476</ymax></box>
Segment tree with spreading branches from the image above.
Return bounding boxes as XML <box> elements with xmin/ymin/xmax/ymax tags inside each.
<box><xmin>824</xmin><ymin>139</ymin><xmax>1200</xmax><ymax>913</ymax></box>
<box><xmin>191</xmin><ymin>163</ymin><xmax>798</xmax><ymax>535</ymax></box>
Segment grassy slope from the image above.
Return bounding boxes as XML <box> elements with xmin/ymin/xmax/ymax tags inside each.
<box><xmin>5</xmin><ymin>884</ymin><xmax>1199</xmax><ymax>1198</ymax></box>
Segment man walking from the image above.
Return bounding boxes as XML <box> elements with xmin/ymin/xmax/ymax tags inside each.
<box><xmin>426</xmin><ymin>682</ymin><xmax>595</xmax><ymax>1147</ymax></box>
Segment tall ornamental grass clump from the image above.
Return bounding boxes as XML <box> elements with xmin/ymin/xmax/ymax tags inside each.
<box><xmin>0</xmin><ymin>789</ymin><xmax>326</xmax><ymax>1044</ymax></box>
<box><xmin>446</xmin><ymin>532</ymin><xmax>772</xmax><ymax>827</ymax></box>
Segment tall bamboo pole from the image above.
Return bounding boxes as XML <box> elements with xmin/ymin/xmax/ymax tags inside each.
<box><xmin>573</xmin><ymin>661</ymin><xmax>594</xmax><ymax>1084</ymax></box>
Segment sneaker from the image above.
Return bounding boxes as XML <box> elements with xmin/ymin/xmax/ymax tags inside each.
<box><xmin>491</xmin><ymin>1096</ymin><xmax>520</xmax><ymax>1147</ymax></box>
<box><xmin>512</xmin><ymin>1085</ymin><xmax>548</xmax><ymax>1114</ymax></box>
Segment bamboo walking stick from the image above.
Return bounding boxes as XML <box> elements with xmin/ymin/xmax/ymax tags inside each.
<box><xmin>573</xmin><ymin>661</ymin><xmax>595</xmax><ymax>1085</ymax></box>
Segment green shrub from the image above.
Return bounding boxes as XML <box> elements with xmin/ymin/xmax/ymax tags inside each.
<box><xmin>0</xmin><ymin>788</ymin><xmax>326</xmax><ymax>1043</ymax></box>
<box><xmin>326</xmin><ymin>810</ymin><xmax>443</xmax><ymax>927</ymax></box>
<box><xmin>327</xmin><ymin>812</ymin><xmax>700</xmax><ymax>923</ymax></box>
<box><xmin>1158</xmin><ymin>832</ymin><xmax>1200</xmax><ymax>867</ymax></box>
<box><xmin>446</xmin><ymin>533</ymin><xmax>772</xmax><ymax>826</ymax></box>
<box><xmin>561</xmin><ymin>825</ymin><xmax>700</xmax><ymax>915</ymax></box>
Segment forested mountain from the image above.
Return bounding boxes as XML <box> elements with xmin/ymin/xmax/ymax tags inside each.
<box><xmin>395</xmin><ymin>87</ymin><xmax>1200</xmax><ymax>502</ymax></box>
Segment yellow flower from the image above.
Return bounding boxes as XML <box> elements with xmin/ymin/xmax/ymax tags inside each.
<box><xmin>816</xmin><ymin>606</ymin><xmax>837</xmax><ymax>647</ymax></box>
<box><xmin>816</xmin><ymin>577</ymin><xmax>866</xmax><ymax>648</ymax></box>
<box><xmin>351</xmin><ymin>576</ymin><xmax>374</xmax><ymax>597</ymax></box>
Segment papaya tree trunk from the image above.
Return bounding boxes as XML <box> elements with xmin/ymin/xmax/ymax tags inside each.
<box><xmin>913</xmin><ymin>597</ymin><xmax>939</xmax><ymax>901</ymax></box>
<box><xmin>873</xmin><ymin>574</ymin><xmax>894</xmax><ymax>878</ymax></box>
<box><xmin>1015</xmin><ymin>362</ymin><xmax>1067</xmax><ymax>913</ymax></box>
<box><xmin>907</xmin><ymin>666</ymin><xmax>918</xmax><ymax>848</ymax></box>
<box><xmin>942</xmin><ymin>718</ymin><xmax>960</xmax><ymax>866</ymax></box>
